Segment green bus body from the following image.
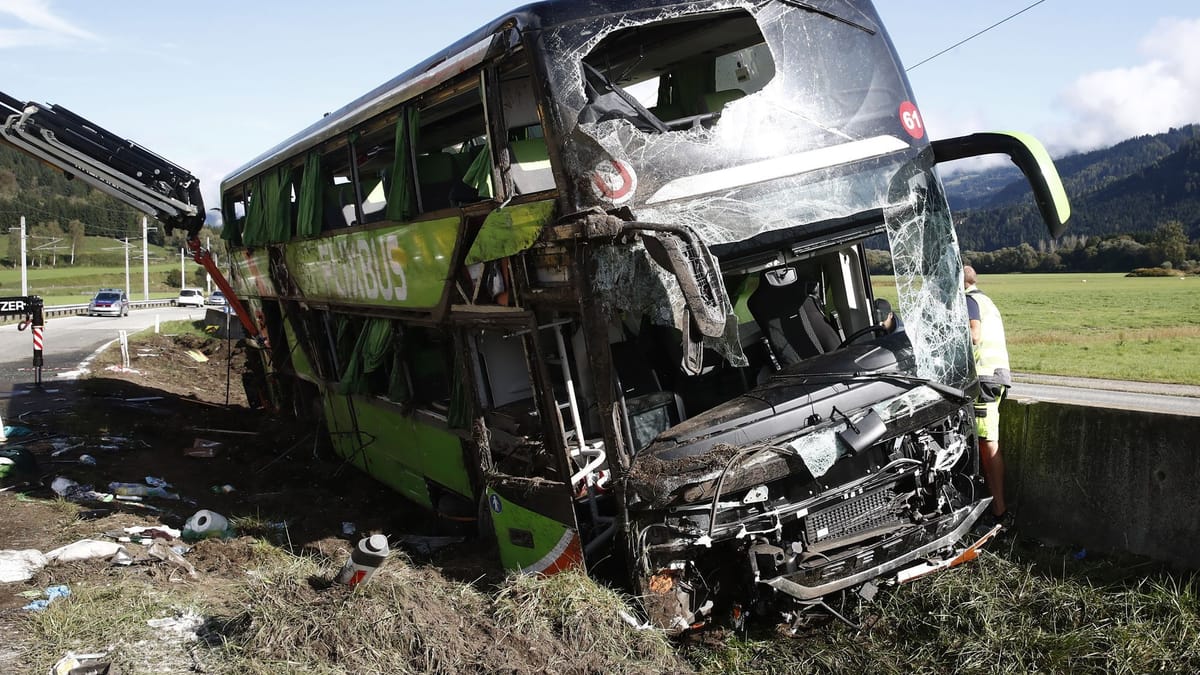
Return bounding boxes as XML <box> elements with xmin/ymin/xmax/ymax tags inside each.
<box><xmin>220</xmin><ymin>0</ymin><xmax>1069</xmax><ymax>631</ymax></box>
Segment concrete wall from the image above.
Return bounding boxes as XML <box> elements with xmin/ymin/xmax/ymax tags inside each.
<box><xmin>1001</xmin><ymin>397</ymin><xmax>1200</xmax><ymax>568</ymax></box>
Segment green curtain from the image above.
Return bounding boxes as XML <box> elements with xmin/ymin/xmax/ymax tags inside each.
<box><xmin>386</xmin><ymin>107</ymin><xmax>420</xmax><ymax>222</ymax></box>
<box><xmin>296</xmin><ymin>151</ymin><xmax>323</xmax><ymax>238</ymax></box>
<box><xmin>263</xmin><ymin>165</ymin><xmax>293</xmax><ymax>243</ymax></box>
<box><xmin>242</xmin><ymin>166</ymin><xmax>293</xmax><ymax>245</ymax></box>
<box><xmin>461</xmin><ymin>145</ymin><xmax>493</xmax><ymax>199</ymax></box>
<box><xmin>339</xmin><ymin>319</ymin><xmax>395</xmax><ymax>394</ymax></box>
<box><xmin>242</xmin><ymin>176</ymin><xmax>265</xmax><ymax>245</ymax></box>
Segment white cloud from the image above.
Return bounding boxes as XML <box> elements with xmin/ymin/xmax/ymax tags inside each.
<box><xmin>1053</xmin><ymin>17</ymin><xmax>1200</xmax><ymax>151</ymax></box>
<box><xmin>0</xmin><ymin>0</ymin><xmax>96</xmax><ymax>48</ymax></box>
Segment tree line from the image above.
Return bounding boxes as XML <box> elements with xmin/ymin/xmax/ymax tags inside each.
<box><xmin>868</xmin><ymin>221</ymin><xmax>1198</xmax><ymax>276</ymax></box>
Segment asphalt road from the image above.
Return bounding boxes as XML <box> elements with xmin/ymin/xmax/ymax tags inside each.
<box><xmin>1010</xmin><ymin>373</ymin><xmax>1200</xmax><ymax>417</ymax></box>
<box><xmin>0</xmin><ymin>306</ymin><xmax>206</xmax><ymax>386</ymax></box>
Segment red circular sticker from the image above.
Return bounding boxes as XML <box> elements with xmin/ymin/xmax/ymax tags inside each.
<box><xmin>590</xmin><ymin>159</ymin><xmax>637</xmax><ymax>205</ymax></box>
<box><xmin>898</xmin><ymin>101</ymin><xmax>925</xmax><ymax>139</ymax></box>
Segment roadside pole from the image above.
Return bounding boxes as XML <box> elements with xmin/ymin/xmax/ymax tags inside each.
<box><xmin>19</xmin><ymin>216</ymin><xmax>26</xmax><ymax>296</ymax></box>
<box><xmin>31</xmin><ymin>298</ymin><xmax>44</xmax><ymax>387</ymax></box>
<box><xmin>142</xmin><ymin>216</ymin><xmax>150</xmax><ymax>301</ymax></box>
<box><xmin>124</xmin><ymin>237</ymin><xmax>131</xmax><ymax>300</ymax></box>
<box><xmin>180</xmin><ymin>248</ymin><xmax>185</xmax><ymax>288</ymax></box>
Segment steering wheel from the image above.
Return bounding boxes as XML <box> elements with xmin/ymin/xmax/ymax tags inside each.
<box><xmin>838</xmin><ymin>324</ymin><xmax>889</xmax><ymax>349</ymax></box>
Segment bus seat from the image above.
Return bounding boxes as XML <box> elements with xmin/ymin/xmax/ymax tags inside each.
<box><xmin>508</xmin><ymin>138</ymin><xmax>554</xmax><ymax>194</ymax></box>
<box><xmin>702</xmin><ymin>89</ymin><xmax>745</xmax><ymax>114</ymax></box>
<box><xmin>416</xmin><ymin>152</ymin><xmax>455</xmax><ymax>212</ymax></box>
<box><xmin>747</xmin><ymin>272</ymin><xmax>840</xmax><ymax>366</ymax></box>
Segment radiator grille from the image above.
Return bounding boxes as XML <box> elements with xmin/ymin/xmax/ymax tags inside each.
<box><xmin>805</xmin><ymin>485</ymin><xmax>898</xmax><ymax>545</ymax></box>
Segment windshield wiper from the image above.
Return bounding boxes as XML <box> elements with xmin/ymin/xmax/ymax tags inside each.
<box><xmin>768</xmin><ymin>371</ymin><xmax>969</xmax><ymax>403</ymax></box>
<box><xmin>771</xmin><ymin>0</ymin><xmax>877</xmax><ymax>34</ymax></box>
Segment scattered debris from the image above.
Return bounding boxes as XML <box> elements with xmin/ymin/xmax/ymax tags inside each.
<box><xmin>22</xmin><ymin>584</ymin><xmax>70</xmax><ymax>611</ymax></box>
<box><xmin>107</xmin><ymin>481</ymin><xmax>179</xmax><ymax>500</ymax></box>
<box><xmin>184</xmin><ymin>349</ymin><xmax>209</xmax><ymax>363</ymax></box>
<box><xmin>124</xmin><ymin>525</ymin><xmax>182</xmax><ymax>540</ymax></box>
<box><xmin>78</xmin><ymin>454</ymin><xmax>97</xmax><ymax>466</ymax></box>
<box><xmin>334</xmin><ymin>534</ymin><xmax>390</xmax><ymax>586</ymax></box>
<box><xmin>184</xmin><ymin>438</ymin><xmax>224</xmax><ymax>460</ymax></box>
<box><xmin>146</xmin><ymin>540</ymin><xmax>198</xmax><ymax>578</ymax></box>
<box><xmin>182</xmin><ymin>509</ymin><xmax>233</xmax><ymax>541</ymax></box>
<box><xmin>45</xmin><ymin>539</ymin><xmax>128</xmax><ymax>563</ymax></box>
<box><xmin>341</xmin><ymin>521</ymin><xmax>356</xmax><ymax>536</ymax></box>
<box><xmin>0</xmin><ymin>548</ymin><xmax>48</xmax><ymax>582</ymax></box>
<box><xmin>144</xmin><ymin>476</ymin><xmax>173</xmax><ymax>489</ymax></box>
<box><xmin>0</xmin><ymin>447</ymin><xmax>37</xmax><ymax>482</ymax></box>
<box><xmin>190</xmin><ymin>427</ymin><xmax>258</xmax><ymax>436</ymax></box>
<box><xmin>146</xmin><ymin>610</ymin><xmax>206</xmax><ymax>640</ymax></box>
<box><xmin>2</xmin><ymin>425</ymin><xmax>31</xmax><ymax>438</ymax></box>
<box><xmin>50</xmin><ymin>652</ymin><xmax>110</xmax><ymax>675</ymax></box>
<box><xmin>211</xmin><ymin>484</ymin><xmax>235</xmax><ymax>494</ymax></box>
<box><xmin>393</xmin><ymin>534</ymin><xmax>465</xmax><ymax>557</ymax></box>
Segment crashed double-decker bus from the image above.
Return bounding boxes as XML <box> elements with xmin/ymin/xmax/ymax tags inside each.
<box><xmin>5</xmin><ymin>0</ymin><xmax>1070</xmax><ymax>632</ymax></box>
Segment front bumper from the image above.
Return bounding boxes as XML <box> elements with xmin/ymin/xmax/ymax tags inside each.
<box><xmin>762</xmin><ymin>498</ymin><xmax>991</xmax><ymax>600</ymax></box>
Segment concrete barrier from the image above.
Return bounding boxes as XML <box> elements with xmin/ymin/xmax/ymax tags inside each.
<box><xmin>1001</xmin><ymin>397</ymin><xmax>1200</xmax><ymax>569</ymax></box>
<box><xmin>203</xmin><ymin>307</ymin><xmax>244</xmax><ymax>339</ymax></box>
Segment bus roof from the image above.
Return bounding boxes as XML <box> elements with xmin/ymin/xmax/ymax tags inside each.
<box><xmin>222</xmin><ymin>0</ymin><xmax>877</xmax><ymax>192</ymax></box>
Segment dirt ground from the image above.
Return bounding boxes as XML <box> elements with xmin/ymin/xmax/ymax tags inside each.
<box><xmin>0</xmin><ymin>331</ymin><xmax>509</xmax><ymax>672</ymax></box>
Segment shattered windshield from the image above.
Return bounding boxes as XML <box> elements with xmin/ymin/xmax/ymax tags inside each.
<box><xmin>540</xmin><ymin>1</ymin><xmax>970</xmax><ymax>386</ymax></box>
<box><xmin>542</xmin><ymin>0</ymin><xmax>911</xmax><ymax>243</ymax></box>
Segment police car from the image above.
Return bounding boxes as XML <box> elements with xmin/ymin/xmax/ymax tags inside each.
<box><xmin>88</xmin><ymin>288</ymin><xmax>130</xmax><ymax>317</ymax></box>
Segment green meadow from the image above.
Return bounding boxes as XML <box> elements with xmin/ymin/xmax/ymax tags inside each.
<box><xmin>0</xmin><ymin>237</ymin><xmax>202</xmax><ymax>305</ymax></box>
<box><xmin>876</xmin><ymin>272</ymin><xmax>1200</xmax><ymax>386</ymax></box>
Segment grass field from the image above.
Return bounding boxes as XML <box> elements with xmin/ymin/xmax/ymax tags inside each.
<box><xmin>875</xmin><ymin>272</ymin><xmax>1200</xmax><ymax>385</ymax></box>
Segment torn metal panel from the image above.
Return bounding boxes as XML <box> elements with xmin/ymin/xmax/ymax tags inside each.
<box><xmin>591</xmin><ymin>239</ymin><xmax>747</xmax><ymax>369</ymax></box>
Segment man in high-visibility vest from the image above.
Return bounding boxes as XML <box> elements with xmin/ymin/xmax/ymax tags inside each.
<box><xmin>964</xmin><ymin>265</ymin><xmax>1012</xmax><ymax>528</ymax></box>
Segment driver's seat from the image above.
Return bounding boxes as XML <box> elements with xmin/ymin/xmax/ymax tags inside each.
<box><xmin>747</xmin><ymin>271</ymin><xmax>841</xmax><ymax>366</ymax></box>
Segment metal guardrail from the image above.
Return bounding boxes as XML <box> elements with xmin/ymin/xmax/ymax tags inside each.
<box><xmin>0</xmin><ymin>299</ymin><xmax>179</xmax><ymax>323</ymax></box>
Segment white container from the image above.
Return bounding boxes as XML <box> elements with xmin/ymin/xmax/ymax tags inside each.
<box><xmin>334</xmin><ymin>534</ymin><xmax>390</xmax><ymax>586</ymax></box>
<box><xmin>183</xmin><ymin>509</ymin><xmax>230</xmax><ymax>540</ymax></box>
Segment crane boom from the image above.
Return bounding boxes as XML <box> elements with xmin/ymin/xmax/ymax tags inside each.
<box><xmin>0</xmin><ymin>90</ymin><xmax>260</xmax><ymax>341</ymax></box>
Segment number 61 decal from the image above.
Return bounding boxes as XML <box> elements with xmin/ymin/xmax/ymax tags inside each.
<box><xmin>899</xmin><ymin>101</ymin><xmax>925</xmax><ymax>140</ymax></box>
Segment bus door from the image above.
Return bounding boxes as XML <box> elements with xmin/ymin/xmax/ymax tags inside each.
<box><xmin>468</xmin><ymin>318</ymin><xmax>593</xmax><ymax>574</ymax></box>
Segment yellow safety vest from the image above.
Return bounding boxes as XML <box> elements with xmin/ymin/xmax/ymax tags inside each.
<box><xmin>966</xmin><ymin>286</ymin><xmax>1010</xmax><ymax>384</ymax></box>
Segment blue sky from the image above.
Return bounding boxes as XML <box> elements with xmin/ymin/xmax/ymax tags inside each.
<box><xmin>2</xmin><ymin>0</ymin><xmax>1199</xmax><ymax>209</ymax></box>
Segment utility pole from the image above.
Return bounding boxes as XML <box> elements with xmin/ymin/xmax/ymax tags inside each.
<box><xmin>19</xmin><ymin>215</ymin><xmax>27</xmax><ymax>296</ymax></box>
<box><xmin>180</xmin><ymin>248</ymin><xmax>185</xmax><ymax>288</ymax></box>
<box><xmin>206</xmin><ymin>236</ymin><xmax>213</xmax><ymax>295</ymax></box>
<box><xmin>141</xmin><ymin>216</ymin><xmax>150</xmax><ymax>301</ymax></box>
<box><xmin>124</xmin><ymin>237</ymin><xmax>131</xmax><ymax>298</ymax></box>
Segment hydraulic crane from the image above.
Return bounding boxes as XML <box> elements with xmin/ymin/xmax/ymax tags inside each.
<box><xmin>0</xmin><ymin>90</ymin><xmax>260</xmax><ymax>341</ymax></box>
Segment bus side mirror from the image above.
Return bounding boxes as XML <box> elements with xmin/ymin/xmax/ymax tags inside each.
<box><xmin>931</xmin><ymin>131</ymin><xmax>1071</xmax><ymax>238</ymax></box>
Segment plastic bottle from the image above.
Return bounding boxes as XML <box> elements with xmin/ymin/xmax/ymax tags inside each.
<box><xmin>182</xmin><ymin>509</ymin><xmax>232</xmax><ymax>541</ymax></box>
<box><xmin>334</xmin><ymin>534</ymin><xmax>390</xmax><ymax>586</ymax></box>
<box><xmin>107</xmin><ymin>482</ymin><xmax>180</xmax><ymax>500</ymax></box>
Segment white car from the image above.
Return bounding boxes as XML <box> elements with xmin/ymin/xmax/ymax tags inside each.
<box><xmin>176</xmin><ymin>288</ymin><xmax>205</xmax><ymax>307</ymax></box>
<box><xmin>206</xmin><ymin>290</ymin><xmax>227</xmax><ymax>306</ymax></box>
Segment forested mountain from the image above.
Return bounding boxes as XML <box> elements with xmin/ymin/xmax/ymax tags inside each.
<box><xmin>946</xmin><ymin>126</ymin><xmax>1200</xmax><ymax>251</ymax></box>
<box><xmin>0</xmin><ymin>142</ymin><xmax>147</xmax><ymax>239</ymax></box>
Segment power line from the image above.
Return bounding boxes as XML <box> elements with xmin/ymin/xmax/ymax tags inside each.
<box><xmin>906</xmin><ymin>0</ymin><xmax>1050</xmax><ymax>71</ymax></box>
